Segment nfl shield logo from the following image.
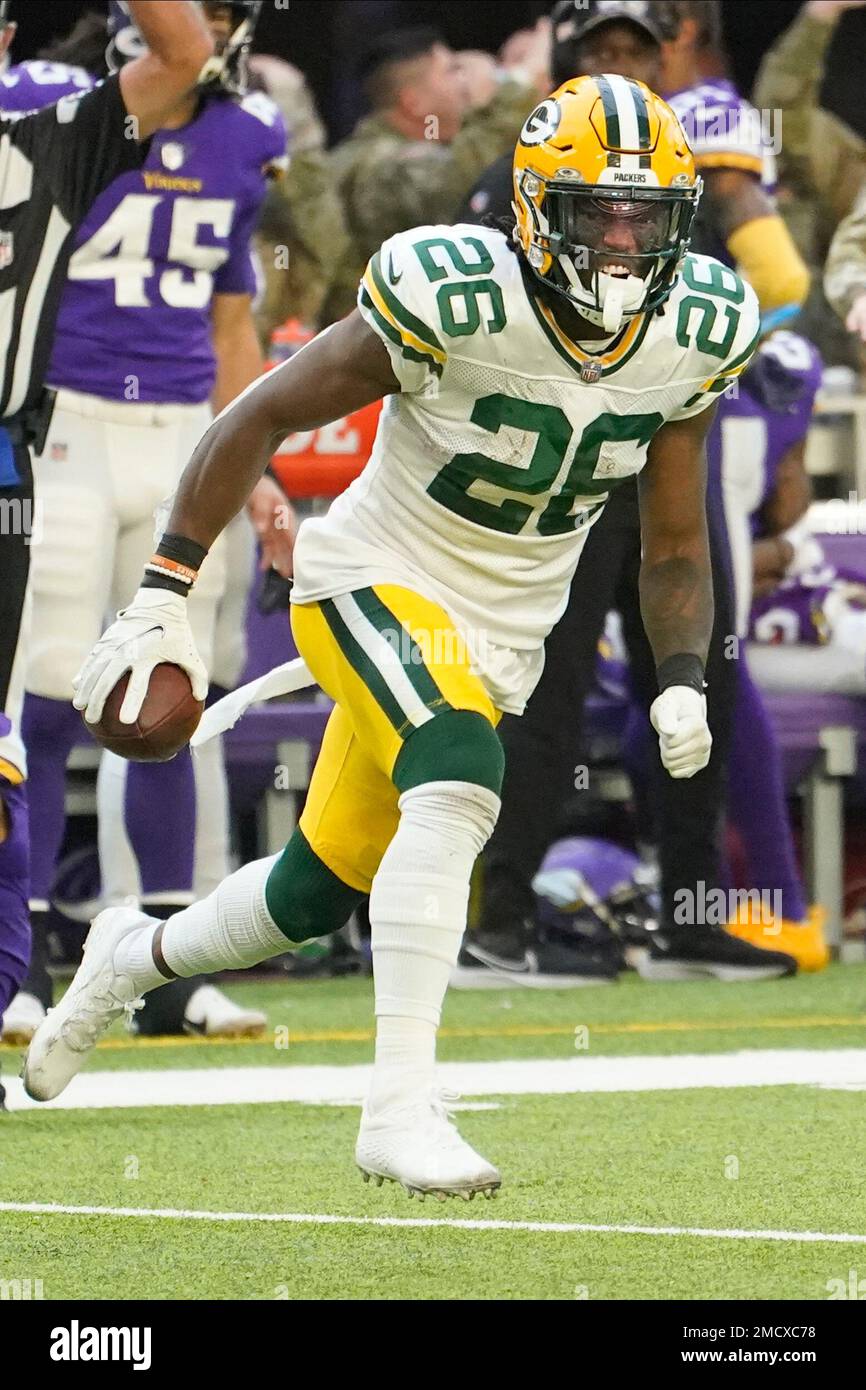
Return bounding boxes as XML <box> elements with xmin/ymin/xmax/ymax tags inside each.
<box><xmin>50</xmin><ymin>442</ymin><xmax>68</xmax><ymax>462</ymax></box>
<box><xmin>161</xmin><ymin>142</ymin><xmax>185</xmax><ymax>171</ymax></box>
<box><xmin>580</xmin><ymin>360</ymin><xmax>602</xmax><ymax>384</ymax></box>
<box><xmin>0</xmin><ymin>231</ymin><xmax>14</xmax><ymax>269</ymax></box>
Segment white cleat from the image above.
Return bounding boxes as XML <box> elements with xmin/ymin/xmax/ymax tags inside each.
<box><xmin>2</xmin><ymin>991</ymin><xmax>47</xmax><ymax>1046</ymax></box>
<box><xmin>356</xmin><ymin>1089</ymin><xmax>501</xmax><ymax>1200</ymax></box>
<box><xmin>23</xmin><ymin>906</ymin><xmax>149</xmax><ymax>1101</ymax></box>
<box><xmin>182</xmin><ymin>984</ymin><xmax>266</xmax><ymax>1039</ymax></box>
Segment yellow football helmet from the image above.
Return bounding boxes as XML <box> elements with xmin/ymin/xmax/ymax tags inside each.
<box><xmin>513</xmin><ymin>74</ymin><xmax>700</xmax><ymax>332</ymax></box>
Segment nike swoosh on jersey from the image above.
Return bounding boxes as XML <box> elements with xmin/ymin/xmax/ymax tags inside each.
<box><xmin>387</xmin><ymin>255</ymin><xmax>402</xmax><ymax>285</ymax></box>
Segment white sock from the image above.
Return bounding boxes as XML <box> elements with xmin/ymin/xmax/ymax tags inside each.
<box><xmin>192</xmin><ymin>735</ymin><xmax>231</xmax><ymax>898</ymax></box>
<box><xmin>114</xmin><ymin>854</ymin><xmax>288</xmax><ymax>991</ymax></box>
<box><xmin>96</xmin><ymin>750</ymin><xmax>141</xmax><ymax>906</ymax></box>
<box><xmin>368</xmin><ymin>780</ymin><xmax>499</xmax><ymax>1112</ymax></box>
<box><xmin>115</xmin><ymin>920</ymin><xmax>166</xmax><ymax>993</ymax></box>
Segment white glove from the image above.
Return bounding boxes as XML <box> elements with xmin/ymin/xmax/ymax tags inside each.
<box><xmin>650</xmin><ymin>685</ymin><xmax>712</xmax><ymax>780</ymax></box>
<box><xmin>72</xmin><ymin>588</ymin><xmax>208</xmax><ymax>725</ymax></box>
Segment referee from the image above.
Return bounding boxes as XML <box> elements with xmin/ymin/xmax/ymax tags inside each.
<box><xmin>0</xmin><ymin>0</ymin><xmax>215</xmax><ymax>1103</ymax></box>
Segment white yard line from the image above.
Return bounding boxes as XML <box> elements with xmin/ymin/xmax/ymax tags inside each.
<box><xmin>0</xmin><ymin>1201</ymin><xmax>864</xmax><ymax>1245</ymax></box>
<box><xmin>5</xmin><ymin>1048</ymin><xmax>866</xmax><ymax>1111</ymax></box>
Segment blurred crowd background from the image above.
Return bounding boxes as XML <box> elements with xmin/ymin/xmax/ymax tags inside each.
<box><xmin>11</xmin><ymin>1</ymin><xmax>806</xmax><ymax>142</ymax></box>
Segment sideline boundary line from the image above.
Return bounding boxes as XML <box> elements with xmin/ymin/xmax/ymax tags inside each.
<box><xmin>2</xmin><ymin>1201</ymin><xmax>865</xmax><ymax>1244</ymax></box>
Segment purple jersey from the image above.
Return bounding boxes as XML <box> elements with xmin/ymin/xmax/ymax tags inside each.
<box><xmin>0</xmin><ymin>59</ymin><xmax>94</xmax><ymax>110</ymax></box>
<box><xmin>54</xmin><ymin>90</ymin><xmax>286</xmax><ymax>403</ymax></box>
<box><xmin>708</xmin><ymin>331</ymin><xmax>823</xmax><ymax>638</ymax></box>
<box><xmin>708</xmin><ymin>329</ymin><xmax>859</xmax><ymax>648</ymax></box>
<box><xmin>667</xmin><ymin>79</ymin><xmax>777</xmax><ymax>268</ymax></box>
<box><xmin>749</xmin><ymin>569</ymin><xmax>866</xmax><ymax>645</ymax></box>
<box><xmin>711</xmin><ymin>331</ymin><xmax>823</xmax><ymax>521</ymax></box>
<box><xmin>1</xmin><ymin>69</ymin><xmax>287</xmax><ymax>404</ymax></box>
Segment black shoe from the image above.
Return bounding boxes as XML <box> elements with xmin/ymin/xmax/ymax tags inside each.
<box><xmin>133</xmin><ymin>976</ymin><xmax>200</xmax><ymax>1036</ymax></box>
<box><xmin>279</xmin><ymin>930</ymin><xmax>370</xmax><ymax>979</ymax></box>
<box><xmin>637</xmin><ymin>925</ymin><xmax>797</xmax><ymax>982</ymax></box>
<box><xmin>453</xmin><ymin>922</ymin><xmax>620</xmax><ymax>989</ymax></box>
<box><xmin>21</xmin><ymin>911</ymin><xmax>54</xmax><ymax>1013</ymax></box>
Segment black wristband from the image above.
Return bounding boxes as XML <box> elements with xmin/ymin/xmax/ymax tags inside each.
<box><xmin>142</xmin><ymin>533</ymin><xmax>209</xmax><ymax>599</ymax></box>
<box><xmin>656</xmin><ymin>652</ymin><xmax>705</xmax><ymax>696</ymax></box>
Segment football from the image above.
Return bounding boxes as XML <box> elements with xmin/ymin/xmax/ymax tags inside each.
<box><xmin>83</xmin><ymin>662</ymin><xmax>204</xmax><ymax>762</ymax></box>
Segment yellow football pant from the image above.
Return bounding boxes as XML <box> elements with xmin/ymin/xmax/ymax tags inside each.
<box><xmin>290</xmin><ymin>584</ymin><xmax>499</xmax><ymax>893</ymax></box>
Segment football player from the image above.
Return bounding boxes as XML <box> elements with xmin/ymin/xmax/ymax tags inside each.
<box><xmin>27</xmin><ymin>78</ymin><xmax>757</xmax><ymax>1194</ymax></box>
<box><xmin>658</xmin><ymin>0</ymin><xmax>807</xmax><ymax>309</ymax></box>
<box><xmin>459</xmin><ymin>0</ymin><xmax>812</xmax><ymax>983</ymax></box>
<box><xmin>652</xmin><ymin>0</ymin><xmax>824</xmax><ymax>968</ymax></box>
<box><xmin>3</xmin><ymin>1</ymin><xmax>291</xmax><ymax>1043</ymax></box>
<box><xmin>712</xmin><ymin>328</ymin><xmax>839</xmax><ymax>971</ymax></box>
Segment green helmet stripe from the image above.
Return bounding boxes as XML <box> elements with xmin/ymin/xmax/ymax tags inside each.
<box><xmin>629</xmin><ymin>82</ymin><xmax>652</xmax><ymax>149</ymax></box>
<box><xmin>595</xmin><ymin>75</ymin><xmax>621</xmax><ymax>149</ymax></box>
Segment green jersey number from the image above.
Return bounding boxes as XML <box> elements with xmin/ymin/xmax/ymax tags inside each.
<box><xmin>538</xmin><ymin>411</ymin><xmax>663</xmax><ymax>536</ymax></box>
<box><xmin>427</xmin><ymin>394</ymin><xmax>663</xmax><ymax>536</ymax></box>
<box><xmin>676</xmin><ymin>257</ymin><xmax>744</xmax><ymax>360</ymax></box>
<box><xmin>414</xmin><ymin>234</ymin><xmax>506</xmax><ymax>339</ymax></box>
<box><xmin>414</xmin><ymin>237</ymin><xmax>663</xmax><ymax>532</ymax></box>
<box><xmin>414</xmin><ymin>235</ymin><xmax>494</xmax><ymax>281</ymax></box>
<box><xmin>437</xmin><ymin>280</ymin><xmax>506</xmax><ymax>336</ymax></box>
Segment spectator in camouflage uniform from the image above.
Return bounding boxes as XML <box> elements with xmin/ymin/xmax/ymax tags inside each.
<box><xmin>754</xmin><ymin>0</ymin><xmax>866</xmax><ymax>365</ymax></box>
<box><xmin>321</xmin><ymin>24</ymin><xmax>549</xmax><ymax>324</ymax></box>
<box><xmin>249</xmin><ymin>55</ymin><xmax>350</xmax><ymax>343</ymax></box>
<box><xmin>755</xmin><ymin>0</ymin><xmax>866</xmax><ymax>241</ymax></box>
<box><xmin>825</xmin><ymin>184</ymin><xmax>866</xmax><ymax>343</ymax></box>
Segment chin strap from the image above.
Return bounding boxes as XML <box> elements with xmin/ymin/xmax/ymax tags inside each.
<box><xmin>557</xmin><ymin>254</ymin><xmax>607</xmax><ymax>329</ymax></box>
<box><xmin>556</xmin><ymin>252</ymin><xmax>650</xmax><ymax>334</ymax></box>
<box><xmin>598</xmin><ymin>267</ymin><xmax>653</xmax><ymax>334</ymax></box>
<box><xmin>602</xmin><ymin>280</ymin><xmax>626</xmax><ymax>334</ymax></box>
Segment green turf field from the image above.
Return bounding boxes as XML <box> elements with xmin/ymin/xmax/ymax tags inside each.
<box><xmin>2</xmin><ymin>966</ymin><xmax>866</xmax><ymax>1300</ymax></box>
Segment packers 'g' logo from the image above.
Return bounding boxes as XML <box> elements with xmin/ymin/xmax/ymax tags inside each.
<box><xmin>519</xmin><ymin>99</ymin><xmax>562</xmax><ymax>147</ymax></box>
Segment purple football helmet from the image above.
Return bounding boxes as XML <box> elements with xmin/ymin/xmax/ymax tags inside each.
<box><xmin>533</xmin><ymin>836</ymin><xmax>659</xmax><ymax>950</ymax></box>
<box><xmin>107</xmin><ymin>1</ymin><xmax>261</xmax><ymax>93</ymax></box>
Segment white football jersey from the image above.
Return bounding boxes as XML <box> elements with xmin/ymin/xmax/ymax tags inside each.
<box><xmin>290</xmin><ymin>223</ymin><xmax>759</xmax><ymax>711</ymax></box>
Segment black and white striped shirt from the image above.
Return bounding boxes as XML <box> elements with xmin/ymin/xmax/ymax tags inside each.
<box><xmin>0</xmin><ymin>74</ymin><xmax>145</xmax><ymax>420</ymax></box>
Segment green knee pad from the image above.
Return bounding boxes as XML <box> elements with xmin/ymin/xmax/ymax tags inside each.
<box><xmin>265</xmin><ymin>830</ymin><xmax>364</xmax><ymax>943</ymax></box>
<box><xmin>394</xmin><ymin>709</ymin><xmax>504</xmax><ymax>796</ymax></box>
